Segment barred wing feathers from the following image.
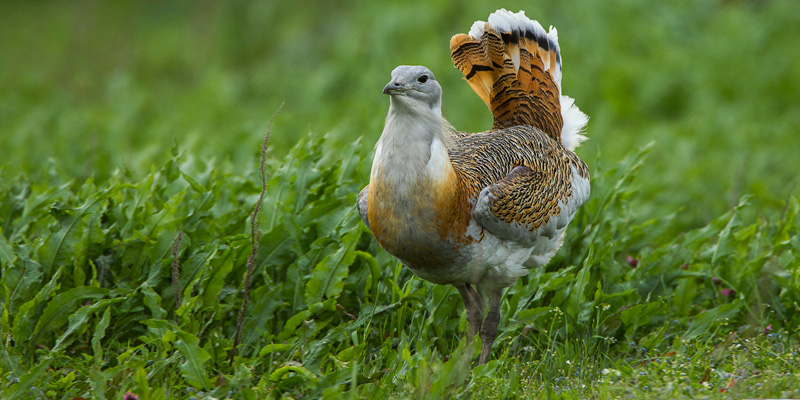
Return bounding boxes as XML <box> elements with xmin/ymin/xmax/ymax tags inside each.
<box><xmin>448</xmin><ymin>126</ymin><xmax>589</xmax><ymax>250</ymax></box>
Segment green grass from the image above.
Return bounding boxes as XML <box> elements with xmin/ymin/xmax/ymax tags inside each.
<box><xmin>1</xmin><ymin>0</ymin><xmax>800</xmax><ymax>398</ymax></box>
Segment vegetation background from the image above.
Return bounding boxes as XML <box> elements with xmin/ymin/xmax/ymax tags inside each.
<box><xmin>1</xmin><ymin>0</ymin><xmax>799</xmax><ymax>398</ymax></box>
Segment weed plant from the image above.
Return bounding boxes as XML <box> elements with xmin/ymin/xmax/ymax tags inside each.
<box><xmin>1</xmin><ymin>0</ymin><xmax>799</xmax><ymax>398</ymax></box>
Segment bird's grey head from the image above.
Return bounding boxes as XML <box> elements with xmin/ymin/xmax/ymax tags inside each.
<box><xmin>383</xmin><ymin>65</ymin><xmax>442</xmax><ymax>113</ymax></box>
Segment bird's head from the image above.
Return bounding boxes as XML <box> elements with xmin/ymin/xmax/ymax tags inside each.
<box><xmin>383</xmin><ymin>66</ymin><xmax>442</xmax><ymax>114</ymax></box>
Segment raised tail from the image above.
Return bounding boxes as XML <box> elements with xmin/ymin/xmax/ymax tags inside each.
<box><xmin>450</xmin><ymin>9</ymin><xmax>588</xmax><ymax>151</ymax></box>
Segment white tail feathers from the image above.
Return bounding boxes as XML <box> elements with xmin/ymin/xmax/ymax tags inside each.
<box><xmin>559</xmin><ymin>95</ymin><xmax>588</xmax><ymax>151</ymax></box>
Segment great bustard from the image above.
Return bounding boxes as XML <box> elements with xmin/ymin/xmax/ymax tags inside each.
<box><xmin>357</xmin><ymin>9</ymin><xmax>590</xmax><ymax>365</ymax></box>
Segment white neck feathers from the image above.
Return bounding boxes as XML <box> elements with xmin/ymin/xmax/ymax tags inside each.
<box><xmin>372</xmin><ymin>97</ymin><xmax>453</xmax><ymax>184</ymax></box>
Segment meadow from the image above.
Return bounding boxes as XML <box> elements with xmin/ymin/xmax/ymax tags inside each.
<box><xmin>1</xmin><ymin>0</ymin><xmax>799</xmax><ymax>398</ymax></box>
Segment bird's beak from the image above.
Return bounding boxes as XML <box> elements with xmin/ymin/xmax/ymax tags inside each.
<box><xmin>383</xmin><ymin>81</ymin><xmax>406</xmax><ymax>95</ymax></box>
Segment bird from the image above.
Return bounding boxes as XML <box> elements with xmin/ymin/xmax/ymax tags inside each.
<box><xmin>357</xmin><ymin>9</ymin><xmax>590</xmax><ymax>365</ymax></box>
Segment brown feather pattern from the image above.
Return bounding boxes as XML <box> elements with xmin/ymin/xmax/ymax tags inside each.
<box><xmin>450</xmin><ymin>24</ymin><xmax>563</xmax><ymax>141</ymax></box>
<box><xmin>359</xmin><ymin>9</ymin><xmax>590</xmax><ymax>366</ymax></box>
<box><xmin>445</xmin><ymin>126</ymin><xmax>588</xmax><ymax>240</ymax></box>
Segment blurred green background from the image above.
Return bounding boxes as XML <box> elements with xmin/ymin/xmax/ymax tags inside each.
<box><xmin>2</xmin><ymin>0</ymin><xmax>799</xmax><ymax>228</ymax></box>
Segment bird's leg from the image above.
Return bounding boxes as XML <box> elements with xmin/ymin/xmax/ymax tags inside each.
<box><xmin>455</xmin><ymin>283</ymin><xmax>483</xmax><ymax>339</ymax></box>
<box><xmin>477</xmin><ymin>289</ymin><xmax>502</xmax><ymax>365</ymax></box>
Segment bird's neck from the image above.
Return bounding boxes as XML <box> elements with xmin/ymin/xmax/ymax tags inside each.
<box><xmin>372</xmin><ymin>101</ymin><xmax>453</xmax><ymax>187</ymax></box>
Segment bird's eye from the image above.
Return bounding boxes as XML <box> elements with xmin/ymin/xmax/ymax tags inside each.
<box><xmin>417</xmin><ymin>75</ymin><xmax>429</xmax><ymax>83</ymax></box>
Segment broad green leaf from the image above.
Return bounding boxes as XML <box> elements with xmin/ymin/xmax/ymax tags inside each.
<box><xmin>566</xmin><ymin>263</ymin><xmax>593</xmax><ymax>317</ymax></box>
<box><xmin>37</xmin><ymin>189</ymin><xmax>109</xmax><ymax>274</ymax></box>
<box><xmin>31</xmin><ymin>286</ymin><xmax>108</xmax><ymax>346</ymax></box>
<box><xmin>146</xmin><ymin>351</ymin><xmax>183</xmax><ymax>385</ymax></box>
<box><xmin>93</xmin><ymin>307</ymin><xmax>112</xmax><ymax>361</ymax></box>
<box><xmin>141</xmin><ymin>283</ymin><xmax>166</xmax><ymax>320</ymax></box>
<box><xmin>141</xmin><ymin>318</ymin><xmax>177</xmax><ymax>333</ymax></box>
<box><xmin>531</xmin><ymin>266</ymin><xmax>578</xmax><ymax>302</ymax></box>
<box><xmin>14</xmin><ymin>181</ymin><xmax>71</xmax><ymax>242</ymax></box>
<box><xmin>683</xmin><ymin>301</ymin><xmax>742</xmax><ymax>339</ymax></box>
<box><xmin>174</xmin><ymin>331</ymin><xmax>212</xmax><ymax>390</ymax></box>
<box><xmin>243</xmin><ymin>285</ymin><xmax>281</xmax><ymax>353</ymax></box>
<box><xmin>182</xmin><ymin>192</ymin><xmax>216</xmax><ymax>231</ymax></box>
<box><xmin>335</xmin><ymin>137</ymin><xmax>362</xmax><ymax>186</ymax></box>
<box><xmin>12</xmin><ymin>267</ymin><xmax>63</xmax><ymax>345</ymax></box>
<box><xmin>279</xmin><ymin>310</ymin><xmax>312</xmax><ymax>341</ymax></box>
<box><xmin>0</xmin><ymin>228</ymin><xmax>16</xmax><ymax>265</ymax></box>
<box><xmin>52</xmin><ymin>303</ymin><xmax>96</xmax><ymax>353</ymax></box>
<box><xmin>427</xmin><ymin>339</ymin><xmax>473</xmax><ymax>398</ymax></box>
<box><xmin>620</xmin><ymin>302</ymin><xmax>664</xmax><ymax>333</ymax></box>
<box><xmin>73</xmin><ymin>213</ymin><xmax>105</xmax><ymax>271</ymax></box>
<box><xmin>2</xmin><ymin>357</ymin><xmax>51</xmax><ymax>400</ymax></box>
<box><xmin>180</xmin><ymin>170</ymin><xmax>209</xmax><ymax>193</ymax></box>
<box><xmin>711</xmin><ymin>195</ymin><xmax>751</xmax><ymax>268</ymax></box>
<box><xmin>0</xmin><ymin>348</ymin><xmax>21</xmax><ymax>381</ymax></box>
<box><xmin>203</xmin><ymin>248</ymin><xmax>234</xmax><ymax>305</ymax></box>
<box><xmin>270</xmin><ymin>364</ymin><xmax>319</xmax><ymax>383</ymax></box>
<box><xmin>134</xmin><ymin>367</ymin><xmax>151</xmax><ymax>399</ymax></box>
<box><xmin>2</xmin><ymin>246</ymin><xmax>43</xmax><ymax>309</ymax></box>
<box><xmin>304</xmin><ymin>229</ymin><xmax>360</xmax><ymax>304</ymax></box>
<box><xmin>672</xmin><ymin>277</ymin><xmax>697</xmax><ymax>316</ymax></box>
<box><xmin>89</xmin><ymin>365</ymin><xmax>108</xmax><ymax>400</ymax></box>
<box><xmin>263</xmin><ymin>171</ymin><xmax>293</xmax><ymax>232</ymax></box>
<box><xmin>775</xmin><ymin>196</ymin><xmax>798</xmax><ymax>244</ymax></box>
<box><xmin>514</xmin><ymin>306</ymin><xmax>558</xmax><ymax>326</ymax></box>
<box><xmin>257</xmin><ymin>223</ymin><xmax>294</xmax><ymax>267</ymax></box>
<box><xmin>355</xmin><ymin>250</ymin><xmax>380</xmax><ymax>298</ymax></box>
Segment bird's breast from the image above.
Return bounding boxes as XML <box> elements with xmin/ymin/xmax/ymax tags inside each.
<box><xmin>367</xmin><ymin>159</ymin><xmax>473</xmax><ymax>273</ymax></box>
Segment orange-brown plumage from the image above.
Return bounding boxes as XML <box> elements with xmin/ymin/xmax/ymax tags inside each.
<box><xmin>357</xmin><ymin>9</ymin><xmax>590</xmax><ymax>365</ymax></box>
<box><xmin>450</xmin><ymin>24</ymin><xmax>563</xmax><ymax>138</ymax></box>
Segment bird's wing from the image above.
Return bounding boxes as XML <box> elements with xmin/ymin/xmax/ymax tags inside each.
<box><xmin>357</xmin><ymin>185</ymin><xmax>370</xmax><ymax>231</ymax></box>
<box><xmin>446</xmin><ymin>10</ymin><xmax>590</xmax><ymax>245</ymax></box>
<box><xmin>449</xmin><ymin>126</ymin><xmax>589</xmax><ymax>247</ymax></box>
